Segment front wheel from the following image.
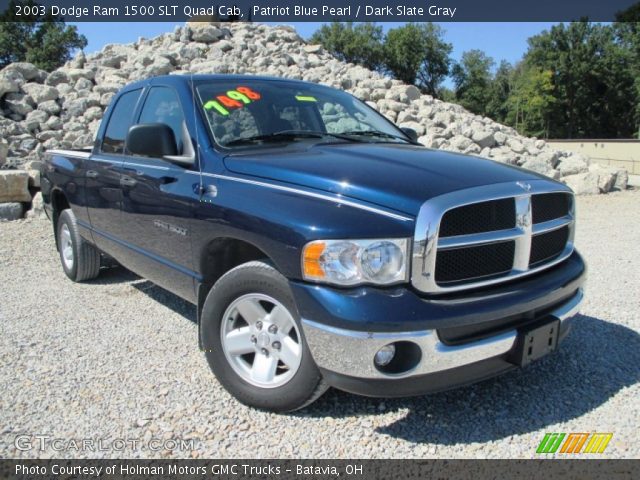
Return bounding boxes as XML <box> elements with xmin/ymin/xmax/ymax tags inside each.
<box><xmin>200</xmin><ymin>261</ymin><xmax>327</xmax><ymax>412</ymax></box>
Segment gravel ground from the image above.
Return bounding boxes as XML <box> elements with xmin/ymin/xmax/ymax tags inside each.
<box><xmin>0</xmin><ymin>190</ymin><xmax>638</xmax><ymax>459</ymax></box>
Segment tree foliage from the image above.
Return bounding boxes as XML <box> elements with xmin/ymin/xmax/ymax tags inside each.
<box><xmin>451</xmin><ymin>49</ymin><xmax>494</xmax><ymax>116</ymax></box>
<box><xmin>522</xmin><ymin>21</ymin><xmax>635</xmax><ymax>138</ymax></box>
<box><xmin>383</xmin><ymin>23</ymin><xmax>452</xmax><ymax>97</ymax></box>
<box><xmin>507</xmin><ymin>66</ymin><xmax>556</xmax><ymax>137</ymax></box>
<box><xmin>311</xmin><ymin>22</ymin><xmax>452</xmax><ymax>97</ymax></box>
<box><xmin>614</xmin><ymin>5</ymin><xmax>640</xmax><ymax>137</ymax></box>
<box><xmin>486</xmin><ymin>60</ymin><xmax>513</xmax><ymax>122</ymax></box>
<box><xmin>0</xmin><ymin>0</ymin><xmax>87</xmax><ymax>71</ymax></box>
<box><xmin>309</xmin><ymin>22</ymin><xmax>384</xmax><ymax>71</ymax></box>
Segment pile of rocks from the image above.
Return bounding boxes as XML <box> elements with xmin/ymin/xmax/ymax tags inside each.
<box><xmin>0</xmin><ymin>22</ymin><xmax>629</xmax><ymax>219</ymax></box>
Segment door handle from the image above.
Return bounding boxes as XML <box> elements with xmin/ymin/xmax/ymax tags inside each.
<box><xmin>120</xmin><ymin>176</ymin><xmax>137</xmax><ymax>188</ymax></box>
<box><xmin>159</xmin><ymin>176</ymin><xmax>178</xmax><ymax>185</ymax></box>
<box><xmin>86</xmin><ymin>170</ymin><xmax>99</xmax><ymax>179</ymax></box>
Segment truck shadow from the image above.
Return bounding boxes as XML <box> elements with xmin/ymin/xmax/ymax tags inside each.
<box><xmin>89</xmin><ymin>265</ymin><xmax>140</xmax><ymax>285</ymax></box>
<box><xmin>304</xmin><ymin>315</ymin><xmax>640</xmax><ymax>445</ymax></box>
<box><xmin>89</xmin><ymin>266</ymin><xmax>197</xmax><ymax>323</ymax></box>
<box><xmin>131</xmin><ymin>280</ymin><xmax>197</xmax><ymax>323</ymax></box>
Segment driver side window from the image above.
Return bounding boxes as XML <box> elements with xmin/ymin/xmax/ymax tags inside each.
<box><xmin>138</xmin><ymin>87</ymin><xmax>186</xmax><ymax>155</ymax></box>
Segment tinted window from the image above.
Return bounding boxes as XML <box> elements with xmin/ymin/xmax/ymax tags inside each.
<box><xmin>210</xmin><ymin>107</ymin><xmax>259</xmax><ymax>146</ymax></box>
<box><xmin>101</xmin><ymin>89</ymin><xmax>141</xmax><ymax>154</ymax></box>
<box><xmin>138</xmin><ymin>87</ymin><xmax>185</xmax><ymax>154</ymax></box>
<box><xmin>196</xmin><ymin>81</ymin><xmax>406</xmax><ymax>148</ymax></box>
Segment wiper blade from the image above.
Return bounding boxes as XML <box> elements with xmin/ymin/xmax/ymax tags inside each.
<box><xmin>340</xmin><ymin>130</ymin><xmax>413</xmax><ymax>143</ymax></box>
<box><xmin>223</xmin><ymin>129</ymin><xmax>408</xmax><ymax>147</ymax></box>
<box><xmin>225</xmin><ymin>130</ymin><xmax>326</xmax><ymax>146</ymax></box>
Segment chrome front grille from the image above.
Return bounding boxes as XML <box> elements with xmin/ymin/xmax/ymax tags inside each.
<box><xmin>411</xmin><ymin>180</ymin><xmax>575</xmax><ymax>294</ymax></box>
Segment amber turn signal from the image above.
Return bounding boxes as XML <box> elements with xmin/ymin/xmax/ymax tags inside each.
<box><xmin>302</xmin><ymin>241</ymin><xmax>326</xmax><ymax>279</ymax></box>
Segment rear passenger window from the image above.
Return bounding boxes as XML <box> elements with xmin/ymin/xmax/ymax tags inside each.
<box><xmin>138</xmin><ymin>87</ymin><xmax>185</xmax><ymax>154</ymax></box>
<box><xmin>101</xmin><ymin>89</ymin><xmax>141</xmax><ymax>154</ymax></box>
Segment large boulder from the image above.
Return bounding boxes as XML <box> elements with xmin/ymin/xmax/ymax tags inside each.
<box><xmin>0</xmin><ymin>202</ymin><xmax>23</xmax><ymax>221</ymax></box>
<box><xmin>520</xmin><ymin>157</ymin><xmax>561</xmax><ymax>180</ymax></box>
<box><xmin>0</xmin><ymin>170</ymin><xmax>31</xmax><ymax>202</ymax></box>
<box><xmin>190</xmin><ymin>25</ymin><xmax>225</xmax><ymax>43</ymax></box>
<box><xmin>0</xmin><ymin>138</ymin><xmax>8</xmax><ymax>167</ymax></box>
<box><xmin>3</xmin><ymin>62</ymin><xmax>40</xmax><ymax>81</ymax></box>
<box><xmin>557</xmin><ymin>153</ymin><xmax>589</xmax><ymax>176</ymax></box>
<box><xmin>26</xmin><ymin>192</ymin><xmax>46</xmax><ymax>219</ymax></box>
<box><xmin>589</xmin><ymin>164</ymin><xmax>628</xmax><ymax>191</ymax></box>
<box><xmin>471</xmin><ymin>130</ymin><xmax>495</xmax><ymax>148</ymax></box>
<box><xmin>4</xmin><ymin>92</ymin><xmax>35</xmax><ymax>116</ymax></box>
<box><xmin>562</xmin><ymin>172</ymin><xmax>600</xmax><ymax>195</ymax></box>
<box><xmin>45</xmin><ymin>70</ymin><xmax>70</xmax><ymax>87</ymax></box>
<box><xmin>20</xmin><ymin>83</ymin><xmax>58</xmax><ymax>103</ymax></box>
<box><xmin>0</xmin><ymin>68</ymin><xmax>24</xmax><ymax>98</ymax></box>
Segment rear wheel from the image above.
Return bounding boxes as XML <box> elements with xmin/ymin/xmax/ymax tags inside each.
<box><xmin>201</xmin><ymin>261</ymin><xmax>328</xmax><ymax>412</ymax></box>
<box><xmin>56</xmin><ymin>209</ymin><xmax>101</xmax><ymax>282</ymax></box>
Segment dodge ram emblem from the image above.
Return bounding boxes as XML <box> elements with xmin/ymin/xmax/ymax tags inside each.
<box><xmin>516</xmin><ymin>181</ymin><xmax>532</xmax><ymax>192</ymax></box>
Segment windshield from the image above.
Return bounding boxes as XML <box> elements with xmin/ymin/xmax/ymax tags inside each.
<box><xmin>195</xmin><ymin>79</ymin><xmax>410</xmax><ymax>148</ymax></box>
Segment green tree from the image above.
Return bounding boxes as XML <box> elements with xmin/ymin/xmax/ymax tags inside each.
<box><xmin>614</xmin><ymin>5</ymin><xmax>640</xmax><ymax>137</ymax></box>
<box><xmin>383</xmin><ymin>23</ymin><xmax>452</xmax><ymax>97</ymax></box>
<box><xmin>0</xmin><ymin>0</ymin><xmax>87</xmax><ymax>71</ymax></box>
<box><xmin>309</xmin><ymin>22</ymin><xmax>384</xmax><ymax>71</ymax></box>
<box><xmin>439</xmin><ymin>87</ymin><xmax>456</xmax><ymax>103</ymax></box>
<box><xmin>451</xmin><ymin>49</ymin><xmax>494</xmax><ymax>116</ymax></box>
<box><xmin>486</xmin><ymin>60</ymin><xmax>514</xmax><ymax>123</ymax></box>
<box><xmin>506</xmin><ymin>66</ymin><xmax>556</xmax><ymax>137</ymax></box>
<box><xmin>524</xmin><ymin>21</ymin><xmax>635</xmax><ymax>138</ymax></box>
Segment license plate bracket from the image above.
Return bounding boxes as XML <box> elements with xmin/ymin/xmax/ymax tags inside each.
<box><xmin>512</xmin><ymin>318</ymin><xmax>560</xmax><ymax>367</ymax></box>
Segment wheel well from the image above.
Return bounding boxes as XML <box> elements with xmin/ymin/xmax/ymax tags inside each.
<box><xmin>51</xmin><ymin>190</ymin><xmax>70</xmax><ymax>224</ymax></box>
<box><xmin>196</xmin><ymin>238</ymin><xmax>272</xmax><ymax>338</ymax></box>
<box><xmin>51</xmin><ymin>190</ymin><xmax>70</xmax><ymax>247</ymax></box>
<box><xmin>199</xmin><ymin>237</ymin><xmax>270</xmax><ymax>287</ymax></box>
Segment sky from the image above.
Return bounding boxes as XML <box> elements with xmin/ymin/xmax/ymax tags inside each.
<box><xmin>70</xmin><ymin>22</ymin><xmax>559</xmax><ymax>82</ymax></box>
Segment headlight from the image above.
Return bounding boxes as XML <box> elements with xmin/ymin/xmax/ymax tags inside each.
<box><xmin>302</xmin><ymin>239</ymin><xmax>409</xmax><ymax>286</ymax></box>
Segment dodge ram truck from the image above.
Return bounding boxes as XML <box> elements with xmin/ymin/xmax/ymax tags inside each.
<box><xmin>41</xmin><ymin>75</ymin><xmax>585</xmax><ymax>412</ymax></box>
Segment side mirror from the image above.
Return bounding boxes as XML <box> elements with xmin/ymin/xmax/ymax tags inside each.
<box><xmin>400</xmin><ymin>127</ymin><xmax>419</xmax><ymax>143</ymax></box>
<box><xmin>127</xmin><ymin>123</ymin><xmax>178</xmax><ymax>158</ymax></box>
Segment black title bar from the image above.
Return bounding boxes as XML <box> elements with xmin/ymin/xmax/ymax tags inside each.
<box><xmin>0</xmin><ymin>0</ymin><xmax>639</xmax><ymax>22</ymax></box>
<box><xmin>2</xmin><ymin>459</ymin><xmax>639</xmax><ymax>480</ymax></box>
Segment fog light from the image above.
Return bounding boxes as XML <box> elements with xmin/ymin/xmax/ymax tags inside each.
<box><xmin>374</xmin><ymin>344</ymin><xmax>396</xmax><ymax>367</ymax></box>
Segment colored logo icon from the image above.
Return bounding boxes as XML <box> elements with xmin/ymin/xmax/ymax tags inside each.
<box><xmin>536</xmin><ymin>433</ymin><xmax>613</xmax><ymax>454</ymax></box>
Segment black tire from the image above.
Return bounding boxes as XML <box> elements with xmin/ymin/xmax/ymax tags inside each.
<box><xmin>200</xmin><ymin>261</ymin><xmax>328</xmax><ymax>412</ymax></box>
<box><xmin>56</xmin><ymin>209</ymin><xmax>101</xmax><ymax>282</ymax></box>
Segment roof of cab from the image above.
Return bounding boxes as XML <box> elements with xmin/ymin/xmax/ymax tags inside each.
<box><xmin>120</xmin><ymin>74</ymin><xmax>315</xmax><ymax>92</ymax></box>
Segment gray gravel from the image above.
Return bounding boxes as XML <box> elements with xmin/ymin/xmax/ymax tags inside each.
<box><xmin>1</xmin><ymin>190</ymin><xmax>638</xmax><ymax>459</ymax></box>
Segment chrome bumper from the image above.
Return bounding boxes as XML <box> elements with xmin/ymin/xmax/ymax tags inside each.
<box><xmin>302</xmin><ymin>288</ymin><xmax>583</xmax><ymax>379</ymax></box>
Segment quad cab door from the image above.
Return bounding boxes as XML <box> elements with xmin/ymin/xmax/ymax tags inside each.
<box><xmin>85</xmin><ymin>88</ymin><xmax>143</xmax><ymax>250</ymax></box>
<box><xmin>117</xmin><ymin>86</ymin><xmax>201</xmax><ymax>302</ymax></box>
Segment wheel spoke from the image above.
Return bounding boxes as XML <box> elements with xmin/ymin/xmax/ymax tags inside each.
<box><xmin>60</xmin><ymin>225</ymin><xmax>74</xmax><ymax>268</ymax></box>
<box><xmin>224</xmin><ymin>327</ymin><xmax>254</xmax><ymax>356</ymax></box>
<box><xmin>279</xmin><ymin>336</ymin><xmax>301</xmax><ymax>368</ymax></box>
<box><xmin>269</xmin><ymin>305</ymin><xmax>293</xmax><ymax>334</ymax></box>
<box><xmin>222</xmin><ymin>293</ymin><xmax>303</xmax><ymax>388</ymax></box>
<box><xmin>236</xmin><ymin>298</ymin><xmax>267</xmax><ymax>324</ymax></box>
<box><xmin>251</xmin><ymin>354</ymin><xmax>278</xmax><ymax>383</ymax></box>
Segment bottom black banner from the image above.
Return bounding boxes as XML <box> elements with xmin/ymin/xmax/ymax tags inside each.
<box><xmin>0</xmin><ymin>459</ymin><xmax>638</xmax><ymax>480</ymax></box>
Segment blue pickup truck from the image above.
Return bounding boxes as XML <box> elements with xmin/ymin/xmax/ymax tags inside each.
<box><xmin>41</xmin><ymin>75</ymin><xmax>585</xmax><ymax>412</ymax></box>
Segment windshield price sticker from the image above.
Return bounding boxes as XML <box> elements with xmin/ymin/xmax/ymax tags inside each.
<box><xmin>204</xmin><ymin>87</ymin><xmax>261</xmax><ymax>116</ymax></box>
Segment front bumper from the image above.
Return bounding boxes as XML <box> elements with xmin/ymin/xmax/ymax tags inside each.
<box><xmin>293</xmin><ymin>252</ymin><xmax>585</xmax><ymax>396</ymax></box>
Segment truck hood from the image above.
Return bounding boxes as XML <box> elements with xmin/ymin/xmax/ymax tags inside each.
<box><xmin>223</xmin><ymin>142</ymin><xmax>546</xmax><ymax>216</ymax></box>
